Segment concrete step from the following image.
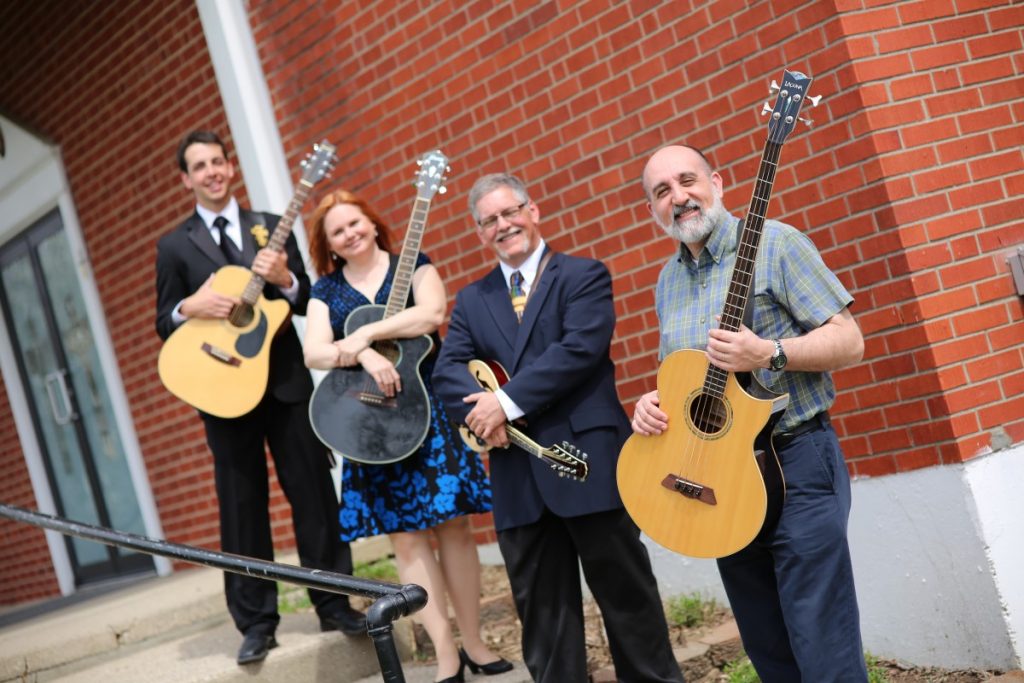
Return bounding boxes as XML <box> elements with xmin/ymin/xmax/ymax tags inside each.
<box><xmin>0</xmin><ymin>542</ymin><xmax>409</xmax><ymax>683</ymax></box>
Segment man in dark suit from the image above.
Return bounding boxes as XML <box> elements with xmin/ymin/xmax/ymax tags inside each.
<box><xmin>155</xmin><ymin>130</ymin><xmax>364</xmax><ymax>665</ymax></box>
<box><xmin>432</xmin><ymin>174</ymin><xmax>683</xmax><ymax>683</ymax></box>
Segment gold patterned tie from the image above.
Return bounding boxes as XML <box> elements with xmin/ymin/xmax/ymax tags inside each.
<box><xmin>509</xmin><ymin>270</ymin><xmax>526</xmax><ymax>322</ymax></box>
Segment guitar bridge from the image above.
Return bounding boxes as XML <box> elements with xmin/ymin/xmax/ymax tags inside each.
<box><xmin>661</xmin><ymin>474</ymin><xmax>717</xmax><ymax>506</ymax></box>
<box><xmin>201</xmin><ymin>342</ymin><xmax>241</xmax><ymax>367</ymax></box>
<box><xmin>354</xmin><ymin>391</ymin><xmax>397</xmax><ymax>409</ymax></box>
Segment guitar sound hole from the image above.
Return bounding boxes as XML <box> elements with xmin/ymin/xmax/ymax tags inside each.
<box><xmin>373</xmin><ymin>339</ymin><xmax>400</xmax><ymax>364</ymax></box>
<box><xmin>689</xmin><ymin>393</ymin><xmax>728</xmax><ymax>436</ymax></box>
<box><xmin>228</xmin><ymin>303</ymin><xmax>254</xmax><ymax>327</ymax></box>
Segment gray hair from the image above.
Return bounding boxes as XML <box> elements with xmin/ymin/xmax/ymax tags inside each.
<box><xmin>468</xmin><ymin>173</ymin><xmax>531</xmax><ymax>223</ymax></box>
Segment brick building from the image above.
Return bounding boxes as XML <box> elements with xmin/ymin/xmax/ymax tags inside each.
<box><xmin>0</xmin><ymin>0</ymin><xmax>1021</xmax><ymax>669</ymax></box>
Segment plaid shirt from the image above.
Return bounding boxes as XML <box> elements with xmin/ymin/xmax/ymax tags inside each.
<box><xmin>655</xmin><ymin>213</ymin><xmax>853</xmax><ymax>432</ymax></box>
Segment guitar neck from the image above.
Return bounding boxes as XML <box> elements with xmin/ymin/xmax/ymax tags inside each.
<box><xmin>240</xmin><ymin>179</ymin><xmax>314</xmax><ymax>305</ymax></box>
<box><xmin>506</xmin><ymin>424</ymin><xmax>546</xmax><ymax>460</ymax></box>
<box><xmin>382</xmin><ymin>197</ymin><xmax>431</xmax><ymax>319</ymax></box>
<box><xmin>704</xmin><ymin>138</ymin><xmax>784</xmax><ymax>399</ymax></box>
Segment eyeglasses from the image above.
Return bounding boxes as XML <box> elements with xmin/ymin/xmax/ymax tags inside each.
<box><xmin>477</xmin><ymin>203</ymin><xmax>527</xmax><ymax>230</ymax></box>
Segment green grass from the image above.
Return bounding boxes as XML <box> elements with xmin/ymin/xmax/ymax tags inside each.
<box><xmin>277</xmin><ymin>581</ymin><xmax>312</xmax><ymax>614</ymax></box>
<box><xmin>723</xmin><ymin>655</ymin><xmax>759</xmax><ymax>683</ymax></box>
<box><xmin>354</xmin><ymin>557</ymin><xmax>400</xmax><ymax>583</ymax></box>
<box><xmin>666</xmin><ymin>592</ymin><xmax>719</xmax><ymax>629</ymax></box>
<box><xmin>865</xmin><ymin>652</ymin><xmax>890</xmax><ymax>683</ymax></box>
<box><xmin>720</xmin><ymin>652</ymin><xmax>890</xmax><ymax>682</ymax></box>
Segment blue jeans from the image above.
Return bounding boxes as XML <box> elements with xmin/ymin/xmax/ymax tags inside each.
<box><xmin>717</xmin><ymin>423</ymin><xmax>868</xmax><ymax>682</ymax></box>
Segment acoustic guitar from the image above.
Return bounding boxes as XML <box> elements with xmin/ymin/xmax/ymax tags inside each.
<box><xmin>157</xmin><ymin>141</ymin><xmax>337</xmax><ymax>418</ymax></box>
<box><xmin>308</xmin><ymin>150</ymin><xmax>449</xmax><ymax>464</ymax></box>
<box><xmin>458</xmin><ymin>359</ymin><xmax>589</xmax><ymax>482</ymax></box>
<box><xmin>616</xmin><ymin>70</ymin><xmax>817</xmax><ymax>558</ymax></box>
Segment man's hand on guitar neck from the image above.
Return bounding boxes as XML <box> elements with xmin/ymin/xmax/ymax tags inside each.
<box><xmin>463</xmin><ymin>391</ymin><xmax>511</xmax><ymax>448</ymax></box>
<box><xmin>179</xmin><ymin>274</ymin><xmax>240</xmax><ymax>320</ymax></box>
<box><xmin>632</xmin><ymin>390</ymin><xmax>669</xmax><ymax>436</ymax></box>
<box><xmin>251</xmin><ymin>248</ymin><xmax>292</xmax><ymax>288</ymax></box>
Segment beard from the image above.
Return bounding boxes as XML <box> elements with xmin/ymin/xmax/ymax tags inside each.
<box><xmin>656</xmin><ymin>193</ymin><xmax>728</xmax><ymax>245</ymax></box>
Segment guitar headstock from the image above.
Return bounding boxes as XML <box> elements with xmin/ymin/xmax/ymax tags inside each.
<box><xmin>299</xmin><ymin>140</ymin><xmax>338</xmax><ymax>186</ymax></box>
<box><xmin>547</xmin><ymin>441</ymin><xmax>589</xmax><ymax>481</ymax></box>
<box><xmin>760</xmin><ymin>69</ymin><xmax>820</xmax><ymax>144</ymax></box>
<box><xmin>414</xmin><ymin>149</ymin><xmax>450</xmax><ymax>200</ymax></box>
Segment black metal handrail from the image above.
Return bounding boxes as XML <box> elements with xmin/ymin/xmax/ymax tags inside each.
<box><xmin>0</xmin><ymin>503</ymin><xmax>427</xmax><ymax>683</ymax></box>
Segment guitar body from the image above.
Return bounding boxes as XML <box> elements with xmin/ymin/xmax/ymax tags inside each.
<box><xmin>157</xmin><ymin>265</ymin><xmax>290</xmax><ymax>418</ymax></box>
<box><xmin>309</xmin><ymin>304</ymin><xmax>433</xmax><ymax>464</ymax></box>
<box><xmin>616</xmin><ymin>349</ymin><xmax>787</xmax><ymax>558</ymax></box>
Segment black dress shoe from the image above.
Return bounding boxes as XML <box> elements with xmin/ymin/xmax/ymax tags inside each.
<box><xmin>459</xmin><ymin>647</ymin><xmax>514</xmax><ymax>676</ymax></box>
<box><xmin>319</xmin><ymin>605</ymin><xmax>367</xmax><ymax>636</ymax></box>
<box><xmin>236</xmin><ymin>632</ymin><xmax>277</xmax><ymax>665</ymax></box>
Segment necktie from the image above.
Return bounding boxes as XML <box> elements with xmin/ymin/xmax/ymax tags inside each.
<box><xmin>509</xmin><ymin>270</ymin><xmax>526</xmax><ymax>322</ymax></box>
<box><xmin>213</xmin><ymin>216</ymin><xmax>243</xmax><ymax>265</ymax></box>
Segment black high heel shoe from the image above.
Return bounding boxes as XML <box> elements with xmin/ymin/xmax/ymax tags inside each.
<box><xmin>459</xmin><ymin>647</ymin><xmax>514</xmax><ymax>676</ymax></box>
<box><xmin>435</xmin><ymin>656</ymin><xmax>465</xmax><ymax>683</ymax></box>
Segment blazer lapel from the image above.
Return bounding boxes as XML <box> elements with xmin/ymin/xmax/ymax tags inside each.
<box><xmin>480</xmin><ymin>267</ymin><xmax>518</xmax><ymax>350</ymax></box>
<box><xmin>237</xmin><ymin>209</ymin><xmax>261</xmax><ymax>266</ymax></box>
<box><xmin>512</xmin><ymin>251</ymin><xmax>558</xmax><ymax>370</ymax></box>
<box><xmin>185</xmin><ymin>213</ymin><xmax>228</xmax><ymax>267</ymax></box>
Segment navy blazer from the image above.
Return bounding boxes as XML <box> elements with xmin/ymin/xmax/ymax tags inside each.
<box><xmin>432</xmin><ymin>251</ymin><xmax>629</xmax><ymax>531</ymax></box>
<box><xmin>154</xmin><ymin>207</ymin><xmax>313</xmax><ymax>404</ymax></box>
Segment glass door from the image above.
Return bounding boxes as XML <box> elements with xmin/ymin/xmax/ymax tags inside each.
<box><xmin>0</xmin><ymin>209</ymin><xmax>152</xmax><ymax>584</ymax></box>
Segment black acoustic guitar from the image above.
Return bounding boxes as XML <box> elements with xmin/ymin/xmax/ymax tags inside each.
<box><xmin>309</xmin><ymin>151</ymin><xmax>449</xmax><ymax>464</ymax></box>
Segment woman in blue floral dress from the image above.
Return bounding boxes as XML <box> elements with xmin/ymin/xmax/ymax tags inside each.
<box><xmin>303</xmin><ymin>190</ymin><xmax>511</xmax><ymax>683</ymax></box>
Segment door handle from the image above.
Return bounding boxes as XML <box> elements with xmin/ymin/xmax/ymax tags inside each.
<box><xmin>44</xmin><ymin>369</ymin><xmax>77</xmax><ymax>425</ymax></box>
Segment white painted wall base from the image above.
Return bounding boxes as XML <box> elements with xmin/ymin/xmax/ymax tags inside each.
<box><xmin>638</xmin><ymin>444</ymin><xmax>1024</xmax><ymax>670</ymax></box>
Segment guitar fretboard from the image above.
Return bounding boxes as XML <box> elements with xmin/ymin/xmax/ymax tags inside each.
<box><xmin>383</xmin><ymin>197</ymin><xmax>431</xmax><ymax>319</ymax></box>
<box><xmin>703</xmin><ymin>139</ymin><xmax>783</xmax><ymax>399</ymax></box>
<box><xmin>240</xmin><ymin>179</ymin><xmax>314</xmax><ymax>305</ymax></box>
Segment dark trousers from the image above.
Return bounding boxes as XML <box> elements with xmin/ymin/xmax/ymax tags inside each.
<box><xmin>497</xmin><ymin>507</ymin><xmax>683</xmax><ymax>683</ymax></box>
<box><xmin>203</xmin><ymin>394</ymin><xmax>353</xmax><ymax>636</ymax></box>
<box><xmin>717</xmin><ymin>423</ymin><xmax>867</xmax><ymax>683</ymax></box>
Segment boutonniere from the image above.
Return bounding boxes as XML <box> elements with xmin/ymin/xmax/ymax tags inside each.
<box><xmin>250</xmin><ymin>224</ymin><xmax>269</xmax><ymax>248</ymax></box>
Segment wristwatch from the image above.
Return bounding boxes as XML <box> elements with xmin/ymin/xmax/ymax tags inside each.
<box><xmin>769</xmin><ymin>339</ymin><xmax>787</xmax><ymax>371</ymax></box>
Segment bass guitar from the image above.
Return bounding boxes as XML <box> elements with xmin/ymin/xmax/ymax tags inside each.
<box><xmin>157</xmin><ymin>141</ymin><xmax>337</xmax><ymax>418</ymax></box>
<box><xmin>616</xmin><ymin>70</ymin><xmax>818</xmax><ymax>558</ymax></box>
<box><xmin>458</xmin><ymin>359</ymin><xmax>589</xmax><ymax>482</ymax></box>
<box><xmin>309</xmin><ymin>150</ymin><xmax>449</xmax><ymax>464</ymax></box>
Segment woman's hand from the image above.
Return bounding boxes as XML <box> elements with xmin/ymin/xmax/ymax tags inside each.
<box><xmin>334</xmin><ymin>330</ymin><xmax>371</xmax><ymax>367</ymax></box>
<box><xmin>358</xmin><ymin>348</ymin><xmax>401</xmax><ymax>397</ymax></box>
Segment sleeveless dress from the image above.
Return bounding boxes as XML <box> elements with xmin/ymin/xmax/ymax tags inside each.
<box><xmin>310</xmin><ymin>251</ymin><xmax>492</xmax><ymax>541</ymax></box>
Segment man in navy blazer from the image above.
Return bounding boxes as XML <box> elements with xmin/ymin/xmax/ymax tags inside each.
<box><xmin>155</xmin><ymin>131</ymin><xmax>363</xmax><ymax>665</ymax></box>
<box><xmin>433</xmin><ymin>173</ymin><xmax>683</xmax><ymax>683</ymax></box>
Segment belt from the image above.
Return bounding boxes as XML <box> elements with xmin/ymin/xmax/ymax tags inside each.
<box><xmin>773</xmin><ymin>412</ymin><xmax>829</xmax><ymax>451</ymax></box>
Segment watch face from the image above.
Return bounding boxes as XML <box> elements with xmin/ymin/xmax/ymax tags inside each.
<box><xmin>771</xmin><ymin>354</ymin><xmax>787</xmax><ymax>370</ymax></box>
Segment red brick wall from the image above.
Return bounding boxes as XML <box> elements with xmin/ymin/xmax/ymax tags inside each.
<box><xmin>249</xmin><ymin>0</ymin><xmax>1023</xmax><ymax>485</ymax></box>
<box><xmin>0</xmin><ymin>0</ymin><xmax>1020</xmax><ymax>603</ymax></box>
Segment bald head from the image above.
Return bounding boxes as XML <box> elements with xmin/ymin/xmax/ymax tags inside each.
<box><xmin>642</xmin><ymin>145</ymin><xmax>715</xmax><ymax>198</ymax></box>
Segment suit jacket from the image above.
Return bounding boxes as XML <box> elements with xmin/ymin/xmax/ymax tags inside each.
<box><xmin>154</xmin><ymin>206</ymin><xmax>313</xmax><ymax>404</ymax></box>
<box><xmin>432</xmin><ymin>251</ymin><xmax>629</xmax><ymax>531</ymax></box>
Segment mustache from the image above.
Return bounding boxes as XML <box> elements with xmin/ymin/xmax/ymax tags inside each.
<box><xmin>673</xmin><ymin>201</ymin><xmax>701</xmax><ymax>219</ymax></box>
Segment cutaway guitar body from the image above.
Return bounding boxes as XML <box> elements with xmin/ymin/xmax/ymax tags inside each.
<box><xmin>617</xmin><ymin>349</ymin><xmax>787</xmax><ymax>558</ymax></box>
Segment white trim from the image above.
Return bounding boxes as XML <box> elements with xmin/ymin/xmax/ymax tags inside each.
<box><xmin>194</xmin><ymin>0</ymin><xmax>310</xmax><ymax>259</ymax></box>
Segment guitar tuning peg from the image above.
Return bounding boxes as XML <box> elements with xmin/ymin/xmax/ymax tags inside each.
<box><xmin>760</xmin><ymin>102</ymin><xmax>772</xmax><ymax>116</ymax></box>
<box><xmin>416</xmin><ymin>159</ymin><xmax>423</xmax><ymax>166</ymax></box>
<box><xmin>799</xmin><ymin>115</ymin><xmax>814</xmax><ymax>127</ymax></box>
<box><xmin>769</xmin><ymin>79</ymin><xmax>781</xmax><ymax>94</ymax></box>
<box><xmin>438</xmin><ymin>186</ymin><xmax>447</xmax><ymax>195</ymax></box>
<box><xmin>807</xmin><ymin>94</ymin><xmax>822</xmax><ymax>107</ymax></box>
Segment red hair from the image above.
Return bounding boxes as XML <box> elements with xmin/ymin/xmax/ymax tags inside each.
<box><xmin>307</xmin><ymin>190</ymin><xmax>394</xmax><ymax>276</ymax></box>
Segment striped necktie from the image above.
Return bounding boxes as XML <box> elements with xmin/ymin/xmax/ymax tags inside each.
<box><xmin>509</xmin><ymin>270</ymin><xmax>526</xmax><ymax>322</ymax></box>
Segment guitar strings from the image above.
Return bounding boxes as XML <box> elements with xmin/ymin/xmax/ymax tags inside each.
<box><xmin>678</xmin><ymin>112</ymin><xmax>785</xmax><ymax>492</ymax></box>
